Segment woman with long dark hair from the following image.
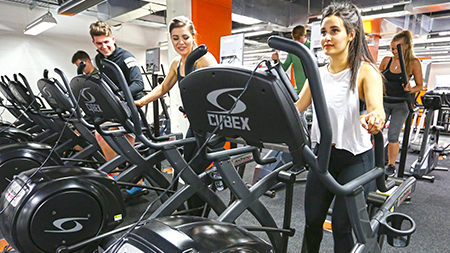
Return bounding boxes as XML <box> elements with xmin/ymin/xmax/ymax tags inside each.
<box><xmin>295</xmin><ymin>2</ymin><xmax>385</xmax><ymax>252</ymax></box>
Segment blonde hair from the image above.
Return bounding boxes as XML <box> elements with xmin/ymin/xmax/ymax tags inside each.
<box><xmin>392</xmin><ymin>30</ymin><xmax>416</xmax><ymax>75</ymax></box>
<box><xmin>89</xmin><ymin>21</ymin><xmax>112</xmax><ymax>39</ymax></box>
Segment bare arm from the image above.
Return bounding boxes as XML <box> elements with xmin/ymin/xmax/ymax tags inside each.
<box><xmin>359</xmin><ymin>62</ymin><xmax>385</xmax><ymax>134</ymax></box>
<box><xmin>378</xmin><ymin>57</ymin><xmax>389</xmax><ymax>72</ymax></box>
<box><xmin>295</xmin><ymin>80</ymin><xmax>312</xmax><ymax>113</ymax></box>
<box><xmin>135</xmin><ymin>58</ymin><xmax>179</xmax><ymax>107</ymax></box>
<box><xmin>404</xmin><ymin>58</ymin><xmax>423</xmax><ymax>93</ymax></box>
<box><xmin>197</xmin><ymin>52</ymin><xmax>218</xmax><ymax>68</ymax></box>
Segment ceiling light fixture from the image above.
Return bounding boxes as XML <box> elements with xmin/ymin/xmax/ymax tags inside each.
<box><xmin>244</xmin><ymin>48</ymin><xmax>274</xmax><ymax>55</ymax></box>
<box><xmin>24</xmin><ymin>11</ymin><xmax>57</xmax><ymax>36</ymax></box>
<box><xmin>361</xmin><ymin>3</ymin><xmax>412</xmax><ymax>20</ymax></box>
<box><xmin>438</xmin><ymin>31</ymin><xmax>450</xmax><ymax>36</ymax></box>
<box><xmin>416</xmin><ymin>50</ymin><xmax>449</xmax><ymax>55</ymax></box>
<box><xmin>232</xmin><ymin>13</ymin><xmax>263</xmax><ymax>25</ymax></box>
<box><xmin>244</xmin><ymin>30</ymin><xmax>273</xmax><ymax>38</ymax></box>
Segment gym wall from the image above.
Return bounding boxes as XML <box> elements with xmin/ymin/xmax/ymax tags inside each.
<box><xmin>0</xmin><ymin>1</ymin><xmax>168</xmax><ymax>123</ymax></box>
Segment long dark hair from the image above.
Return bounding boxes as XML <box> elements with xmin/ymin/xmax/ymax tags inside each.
<box><xmin>321</xmin><ymin>2</ymin><xmax>376</xmax><ymax>90</ymax></box>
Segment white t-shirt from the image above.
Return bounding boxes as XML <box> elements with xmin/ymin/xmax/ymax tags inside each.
<box><xmin>310</xmin><ymin>65</ymin><xmax>372</xmax><ymax>155</ymax></box>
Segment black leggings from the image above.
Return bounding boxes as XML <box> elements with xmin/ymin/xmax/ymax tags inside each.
<box><xmin>304</xmin><ymin>146</ymin><xmax>376</xmax><ymax>253</ymax></box>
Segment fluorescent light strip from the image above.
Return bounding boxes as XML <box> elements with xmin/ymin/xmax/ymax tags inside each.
<box><xmin>244</xmin><ymin>48</ymin><xmax>274</xmax><ymax>54</ymax></box>
<box><xmin>232</xmin><ymin>13</ymin><xmax>263</xmax><ymax>25</ymax></box>
<box><xmin>24</xmin><ymin>22</ymin><xmax>57</xmax><ymax>35</ymax></box>
<box><xmin>244</xmin><ymin>30</ymin><xmax>273</xmax><ymax>37</ymax></box>
<box><xmin>439</xmin><ymin>31</ymin><xmax>450</xmax><ymax>36</ymax></box>
<box><xmin>24</xmin><ymin>12</ymin><xmax>57</xmax><ymax>36</ymax></box>
<box><xmin>416</xmin><ymin>51</ymin><xmax>449</xmax><ymax>55</ymax></box>
<box><xmin>362</xmin><ymin>10</ymin><xmax>411</xmax><ymax>20</ymax></box>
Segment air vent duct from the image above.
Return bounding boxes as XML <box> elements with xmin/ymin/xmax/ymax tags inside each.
<box><xmin>58</xmin><ymin>0</ymin><xmax>106</xmax><ymax>16</ymax></box>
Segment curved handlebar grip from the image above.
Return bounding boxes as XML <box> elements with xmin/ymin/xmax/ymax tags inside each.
<box><xmin>268</xmin><ymin>35</ymin><xmax>332</xmax><ymax>173</ymax></box>
<box><xmin>397</xmin><ymin>44</ymin><xmax>409</xmax><ymax>86</ymax></box>
<box><xmin>53</xmin><ymin>68</ymin><xmax>68</xmax><ymax>93</ymax></box>
<box><xmin>77</xmin><ymin>61</ymin><xmax>86</xmax><ymax>75</ymax></box>
<box><xmin>18</xmin><ymin>73</ymin><xmax>36</xmax><ymax>100</ymax></box>
<box><xmin>185</xmin><ymin>45</ymin><xmax>208</xmax><ymax>76</ymax></box>
<box><xmin>373</xmin><ymin>132</ymin><xmax>395</xmax><ymax>191</ymax></box>
<box><xmin>396</xmin><ymin>44</ymin><xmax>416</xmax><ymax>112</ymax></box>
<box><xmin>304</xmin><ymin>147</ymin><xmax>384</xmax><ymax>195</ymax></box>
<box><xmin>373</xmin><ymin>132</ymin><xmax>384</xmax><ymax>169</ymax></box>
<box><xmin>252</xmin><ymin>149</ymin><xmax>277</xmax><ymax>165</ymax></box>
<box><xmin>44</xmin><ymin>69</ymin><xmax>49</xmax><ymax>79</ymax></box>
<box><xmin>206</xmin><ymin>134</ymin><xmax>226</xmax><ymax>149</ymax></box>
<box><xmin>54</xmin><ymin>68</ymin><xmax>81</xmax><ymax>118</ymax></box>
<box><xmin>100</xmin><ymin>59</ymin><xmax>143</xmax><ymax>136</ymax></box>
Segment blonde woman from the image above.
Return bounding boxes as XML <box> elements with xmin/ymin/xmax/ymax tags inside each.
<box><xmin>379</xmin><ymin>30</ymin><xmax>423</xmax><ymax>175</ymax></box>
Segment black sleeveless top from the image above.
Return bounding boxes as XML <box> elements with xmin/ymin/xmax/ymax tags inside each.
<box><xmin>177</xmin><ymin>60</ymin><xmax>184</xmax><ymax>82</ymax></box>
<box><xmin>382</xmin><ymin>57</ymin><xmax>408</xmax><ymax>100</ymax></box>
<box><xmin>177</xmin><ymin>59</ymin><xmax>198</xmax><ymax>82</ymax></box>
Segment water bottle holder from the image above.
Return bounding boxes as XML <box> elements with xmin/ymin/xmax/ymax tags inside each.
<box><xmin>379</xmin><ymin>212</ymin><xmax>416</xmax><ymax>247</ymax></box>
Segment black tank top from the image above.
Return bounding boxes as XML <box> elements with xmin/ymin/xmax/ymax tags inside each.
<box><xmin>383</xmin><ymin>57</ymin><xmax>408</xmax><ymax>100</ymax></box>
<box><xmin>177</xmin><ymin>60</ymin><xmax>184</xmax><ymax>82</ymax></box>
<box><xmin>177</xmin><ymin>59</ymin><xmax>198</xmax><ymax>82</ymax></box>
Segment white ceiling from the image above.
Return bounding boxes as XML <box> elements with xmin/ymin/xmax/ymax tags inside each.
<box><xmin>0</xmin><ymin>0</ymin><xmax>167</xmax><ymax>48</ymax></box>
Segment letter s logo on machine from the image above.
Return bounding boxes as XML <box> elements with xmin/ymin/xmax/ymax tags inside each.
<box><xmin>206</xmin><ymin>88</ymin><xmax>251</xmax><ymax>131</ymax></box>
<box><xmin>80</xmin><ymin>87</ymin><xmax>103</xmax><ymax>113</ymax></box>
<box><xmin>44</xmin><ymin>217</ymin><xmax>89</xmax><ymax>233</ymax></box>
<box><xmin>42</xmin><ymin>86</ymin><xmax>57</xmax><ymax>106</ymax></box>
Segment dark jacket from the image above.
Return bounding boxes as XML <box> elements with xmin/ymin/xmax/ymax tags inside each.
<box><xmin>95</xmin><ymin>46</ymin><xmax>144</xmax><ymax>99</ymax></box>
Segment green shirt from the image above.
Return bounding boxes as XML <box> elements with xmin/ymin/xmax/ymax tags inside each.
<box><xmin>90</xmin><ymin>68</ymin><xmax>100</xmax><ymax>78</ymax></box>
<box><xmin>280</xmin><ymin>40</ymin><xmax>310</xmax><ymax>94</ymax></box>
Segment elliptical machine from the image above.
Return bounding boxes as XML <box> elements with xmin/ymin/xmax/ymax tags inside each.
<box><xmin>108</xmin><ymin>37</ymin><xmax>417</xmax><ymax>253</ymax></box>
<box><xmin>409</xmin><ymin>93</ymin><xmax>448</xmax><ymax>182</ymax></box>
<box><xmin>0</xmin><ymin>37</ymin><xmax>416</xmax><ymax>253</ymax></box>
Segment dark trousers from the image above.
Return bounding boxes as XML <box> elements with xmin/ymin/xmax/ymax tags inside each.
<box><xmin>304</xmin><ymin>146</ymin><xmax>375</xmax><ymax>253</ymax></box>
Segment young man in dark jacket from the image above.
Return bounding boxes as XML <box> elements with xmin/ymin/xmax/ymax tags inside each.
<box><xmin>89</xmin><ymin>21</ymin><xmax>145</xmax><ymax>199</ymax></box>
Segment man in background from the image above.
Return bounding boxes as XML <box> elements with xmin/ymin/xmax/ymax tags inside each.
<box><xmin>272</xmin><ymin>25</ymin><xmax>310</xmax><ymax>94</ymax></box>
<box><xmin>71</xmin><ymin>50</ymin><xmax>98</xmax><ymax>76</ymax></box>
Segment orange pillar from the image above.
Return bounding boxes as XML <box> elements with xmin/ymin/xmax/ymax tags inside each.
<box><xmin>191</xmin><ymin>0</ymin><xmax>232</xmax><ymax>61</ymax></box>
<box><xmin>363</xmin><ymin>19</ymin><xmax>381</xmax><ymax>62</ymax></box>
<box><xmin>192</xmin><ymin>0</ymin><xmax>232</xmax><ymax>152</ymax></box>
